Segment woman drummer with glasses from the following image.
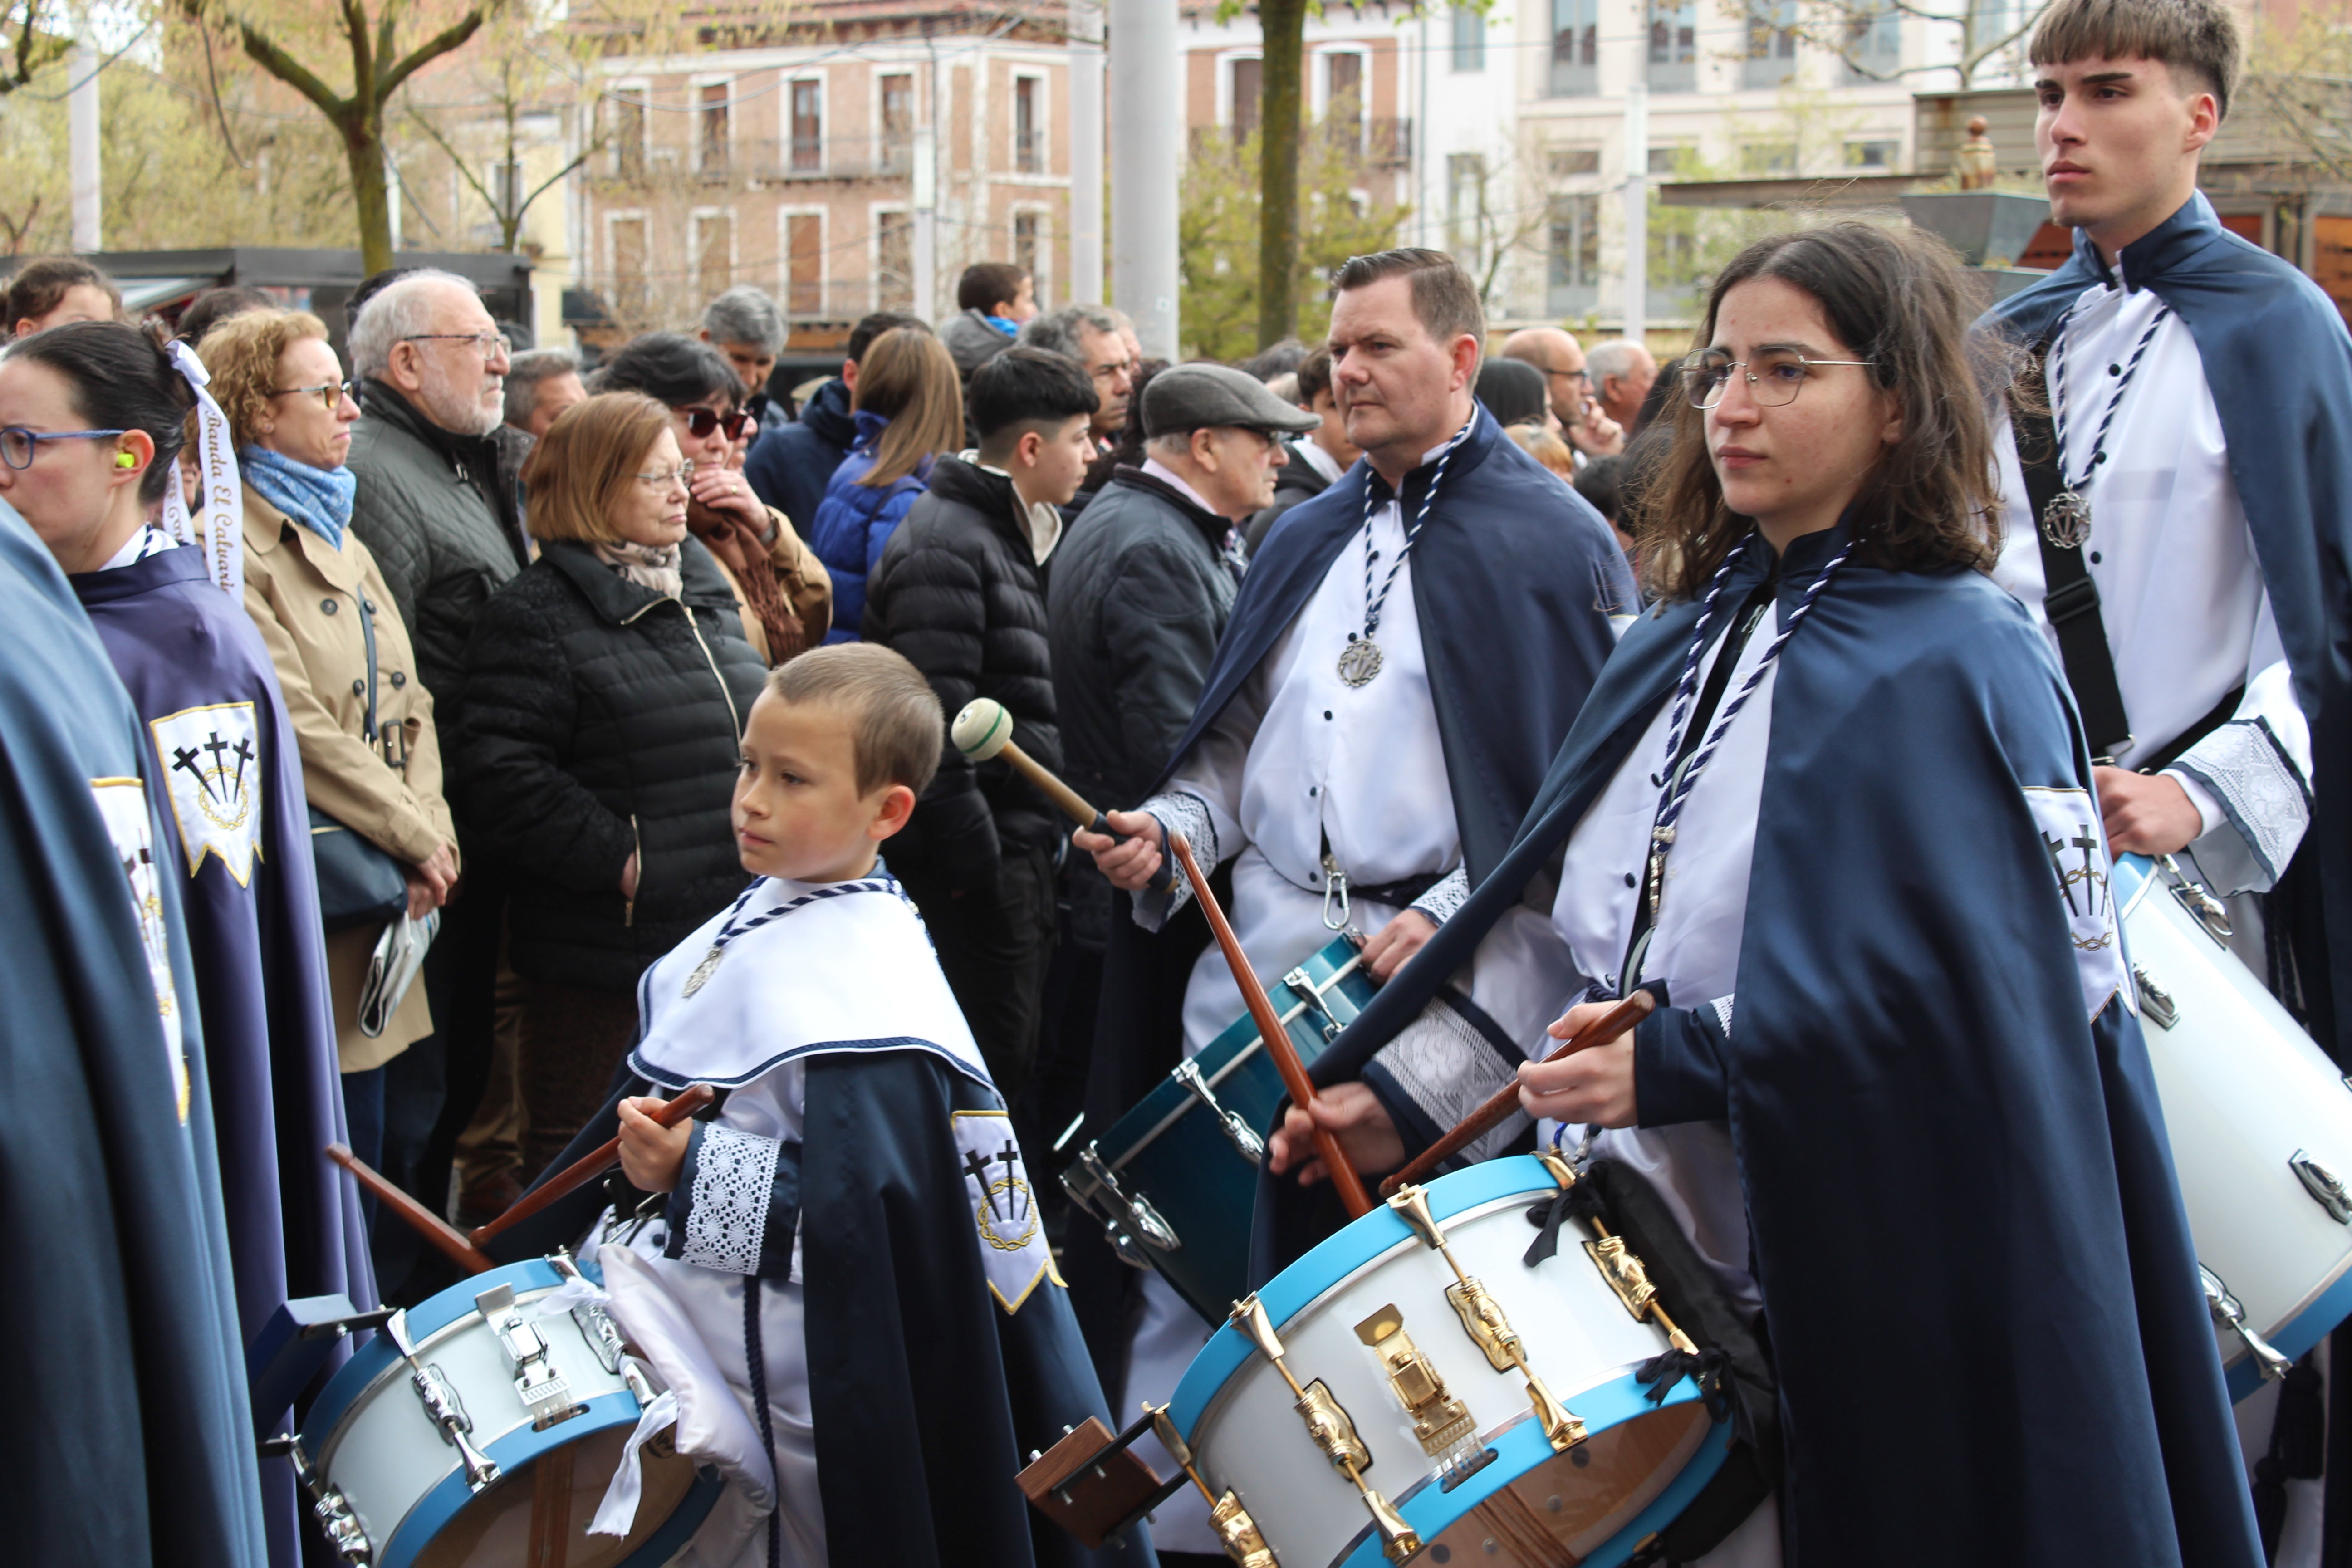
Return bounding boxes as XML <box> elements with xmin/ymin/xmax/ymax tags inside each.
<box><xmin>1279</xmin><ymin>222</ymin><xmax>2260</xmax><ymax>1566</ymax></box>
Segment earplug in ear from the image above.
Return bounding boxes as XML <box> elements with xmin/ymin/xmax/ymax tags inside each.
<box><xmin>115</xmin><ymin>451</ymin><xmax>138</xmax><ymax>469</ymax></box>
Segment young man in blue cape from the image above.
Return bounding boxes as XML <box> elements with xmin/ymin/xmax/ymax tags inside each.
<box><xmin>1977</xmin><ymin>2</ymin><xmax>2352</xmax><ymax>1557</ymax></box>
<box><xmin>0</xmin><ymin>323</ymin><xmax>368</xmax><ymax>1568</ymax></box>
<box><xmin>0</xmin><ymin>494</ymin><xmax>266</xmax><ymax>1565</ymax></box>
<box><xmin>1074</xmin><ymin>248</ymin><xmax>1636</xmax><ymax>1558</ymax></box>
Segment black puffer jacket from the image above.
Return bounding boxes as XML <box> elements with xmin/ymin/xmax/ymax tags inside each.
<box><xmin>447</xmin><ymin>539</ymin><xmax>767</xmax><ymax>990</ymax></box>
<box><xmin>862</xmin><ymin>455</ymin><xmax>1061</xmax><ymax>892</ymax></box>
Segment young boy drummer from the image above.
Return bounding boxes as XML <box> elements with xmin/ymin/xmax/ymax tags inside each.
<box><xmin>486</xmin><ymin>643</ymin><xmax>1142</xmax><ymax>1568</ymax></box>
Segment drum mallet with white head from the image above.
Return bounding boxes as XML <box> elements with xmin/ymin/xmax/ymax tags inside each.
<box><xmin>952</xmin><ymin>699</ymin><xmax>1173</xmax><ymax>889</ymax></box>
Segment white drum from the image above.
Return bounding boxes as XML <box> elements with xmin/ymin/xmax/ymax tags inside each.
<box><xmin>1164</xmin><ymin>1156</ymin><xmax>1729</xmax><ymax>1568</ymax></box>
<box><xmin>2122</xmin><ymin>853</ymin><xmax>2352</xmax><ymax>1399</ymax></box>
<box><xmin>292</xmin><ymin>1254</ymin><xmax>721</xmax><ymax>1568</ymax></box>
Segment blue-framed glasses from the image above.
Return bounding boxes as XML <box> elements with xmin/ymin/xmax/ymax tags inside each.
<box><xmin>0</xmin><ymin>426</ymin><xmax>130</xmax><ymax>470</ymax></box>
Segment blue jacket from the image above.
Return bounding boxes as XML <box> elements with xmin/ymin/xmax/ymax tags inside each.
<box><xmin>808</xmin><ymin>409</ymin><xmax>932</xmax><ymax>643</ymax></box>
<box><xmin>744</xmin><ymin>377</ymin><xmax>858</xmax><ymax>540</ymax></box>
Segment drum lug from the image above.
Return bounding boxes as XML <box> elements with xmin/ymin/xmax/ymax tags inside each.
<box><xmin>385</xmin><ymin>1310</ymin><xmax>503</xmax><ymax>1492</ymax></box>
<box><xmin>1283</xmin><ymin>967</ymin><xmax>1343</xmax><ymax>1043</ymax></box>
<box><xmin>1354</xmin><ymin>1304</ymin><xmax>1476</xmax><ymax>1459</ymax></box>
<box><xmin>263</xmin><ymin>1432</ymin><xmax>372</xmax><ymax>1565</ymax></box>
<box><xmin>1208</xmin><ymin>1490</ymin><xmax>1279</xmax><ymax>1568</ymax></box>
<box><xmin>1586</xmin><ymin>1234</ymin><xmax>1662</xmax><ymax>1322</ymax></box>
<box><xmin>474</xmin><ymin>1283</ymin><xmax>589</xmax><ymax>1432</ymax></box>
<box><xmin>1230</xmin><ymin>1293</ymin><xmax>1421</xmax><ymax>1558</ymax></box>
<box><xmin>1067</xmin><ymin>1147</ymin><xmax>1181</xmax><ymax>1255</ymax></box>
<box><xmin>2133</xmin><ymin>966</ymin><xmax>2179</xmax><ymax>1029</ymax></box>
<box><xmin>2293</xmin><ymin>1151</ymin><xmax>2352</xmax><ymax>1225</ymax></box>
<box><xmin>1173</xmin><ymin>1058</ymin><xmax>1267</xmax><ymax>1166</ymax></box>
<box><xmin>2158</xmin><ymin>854</ymin><xmax>2234</xmax><ymax>944</ymax></box>
<box><xmin>2202</xmin><ymin>1265</ymin><xmax>2293</xmax><ymax>1382</ymax></box>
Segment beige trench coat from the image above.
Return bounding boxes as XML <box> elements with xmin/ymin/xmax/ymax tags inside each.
<box><xmin>242</xmin><ymin>486</ymin><xmax>459</xmax><ymax>1071</ymax></box>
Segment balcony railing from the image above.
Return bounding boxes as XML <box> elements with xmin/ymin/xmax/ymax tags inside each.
<box><xmin>1189</xmin><ymin>117</ymin><xmax>1411</xmax><ymax>169</ymax></box>
<box><xmin>593</xmin><ymin>135</ymin><xmax>930</xmax><ymax>187</ymax></box>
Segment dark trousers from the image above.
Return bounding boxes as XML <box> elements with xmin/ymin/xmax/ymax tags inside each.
<box><xmin>898</xmin><ymin>840</ymin><xmax>1058</xmax><ymax>1141</ymax></box>
<box><xmin>518</xmin><ymin>980</ymin><xmax>643</xmax><ymax>1181</ymax></box>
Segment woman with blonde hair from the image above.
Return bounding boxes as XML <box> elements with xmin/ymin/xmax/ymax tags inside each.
<box><xmin>808</xmin><ymin>324</ymin><xmax>965</xmax><ymax>641</ymax></box>
<box><xmin>447</xmin><ymin>392</ymin><xmax>768</xmax><ymax>1172</ymax></box>
<box><xmin>198</xmin><ymin>306</ymin><xmax>459</xmax><ymax>1165</ymax></box>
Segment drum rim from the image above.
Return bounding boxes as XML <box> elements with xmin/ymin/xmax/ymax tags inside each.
<box><xmin>373</xmin><ymin>1390</ymin><xmax>723</xmax><ymax>1568</ymax></box>
<box><xmin>306</xmin><ymin>1258</ymin><xmax>568</xmax><ymax>1446</ymax></box>
<box><xmin>2228</xmin><ymin>1247</ymin><xmax>2352</xmax><ymax>1401</ymax></box>
<box><xmin>2113</xmin><ymin>851</ymin><xmax>2158</xmax><ymax>921</ymax></box>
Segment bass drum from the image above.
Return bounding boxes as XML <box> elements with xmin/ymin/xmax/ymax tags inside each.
<box><xmin>296</xmin><ymin>1254</ymin><xmax>722</xmax><ymax>1568</ymax></box>
<box><xmin>1166</xmin><ymin>1156</ymin><xmax>1728</xmax><ymax>1568</ymax></box>
<box><xmin>2121</xmin><ymin>853</ymin><xmax>2352</xmax><ymax>1398</ymax></box>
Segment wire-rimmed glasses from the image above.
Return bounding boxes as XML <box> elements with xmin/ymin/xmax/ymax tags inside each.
<box><xmin>633</xmin><ymin>464</ymin><xmax>693</xmax><ymax>490</ymax></box>
<box><xmin>402</xmin><ymin>332</ymin><xmax>511</xmax><ymax>360</ymax></box>
<box><xmin>1685</xmin><ymin>351</ymin><xmax>1875</xmax><ymax>409</ymax></box>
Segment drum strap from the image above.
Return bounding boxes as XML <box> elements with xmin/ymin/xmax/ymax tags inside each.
<box><xmin>2011</xmin><ymin>364</ymin><xmax>2135</xmax><ymax>761</ymax></box>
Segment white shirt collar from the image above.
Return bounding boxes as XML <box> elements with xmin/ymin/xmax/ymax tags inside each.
<box><xmin>97</xmin><ymin>524</ymin><xmax>176</xmax><ymax>572</ymax></box>
<box><xmin>968</xmin><ymin>456</ymin><xmax>1063</xmax><ymax>565</ymax></box>
<box><xmin>1138</xmin><ymin>457</ymin><xmax>1226</xmax><ymax>519</ymax></box>
<box><xmin>1295</xmin><ymin>438</ymin><xmax>1345</xmax><ymax>486</ymax></box>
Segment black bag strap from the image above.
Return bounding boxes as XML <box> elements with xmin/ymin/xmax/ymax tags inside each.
<box><xmin>356</xmin><ymin>588</ymin><xmax>382</xmax><ymax>759</ymax></box>
<box><xmin>2009</xmin><ymin>356</ymin><xmax>2134</xmax><ymax>761</ymax></box>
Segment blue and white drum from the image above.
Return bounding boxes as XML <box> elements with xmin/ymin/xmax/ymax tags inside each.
<box><xmin>1164</xmin><ymin>1156</ymin><xmax>1729</xmax><ymax>1568</ymax></box>
<box><xmin>294</xmin><ymin>1254</ymin><xmax>722</xmax><ymax>1568</ymax></box>
<box><xmin>2119</xmin><ymin>854</ymin><xmax>2352</xmax><ymax>1399</ymax></box>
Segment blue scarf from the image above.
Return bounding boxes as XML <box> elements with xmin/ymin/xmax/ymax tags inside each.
<box><xmin>242</xmin><ymin>445</ymin><xmax>357</xmax><ymax>549</ymax></box>
<box><xmin>983</xmin><ymin>314</ymin><xmax>1021</xmax><ymax>338</ymax></box>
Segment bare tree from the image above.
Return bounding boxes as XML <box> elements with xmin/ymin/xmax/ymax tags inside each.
<box><xmin>1</xmin><ymin>0</ymin><xmax>69</xmax><ymax>97</ymax></box>
<box><xmin>402</xmin><ymin>23</ymin><xmax>603</xmax><ymax>255</ymax></box>
<box><xmin>1781</xmin><ymin>0</ymin><xmax>2045</xmax><ymax>90</ymax></box>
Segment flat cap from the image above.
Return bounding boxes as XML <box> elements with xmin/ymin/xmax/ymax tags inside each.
<box><xmin>1143</xmin><ymin>362</ymin><xmax>1322</xmax><ymax>440</ymax></box>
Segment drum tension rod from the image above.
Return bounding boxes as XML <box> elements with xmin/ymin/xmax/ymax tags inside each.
<box><xmin>259</xmin><ymin>1432</ymin><xmax>371</xmax><ymax>1565</ymax></box>
<box><xmin>385</xmin><ymin>1309</ymin><xmax>503</xmax><ymax>1493</ymax></box>
<box><xmin>1387</xmin><ymin>1181</ymin><xmax>1591</xmax><ymax>1453</ymax></box>
<box><xmin>1533</xmin><ymin>1151</ymin><xmax>1701</xmax><ymax>1358</ymax></box>
<box><xmin>1230</xmin><ymin>1294</ymin><xmax>1423</xmax><ymax>1563</ymax></box>
<box><xmin>1145</xmin><ymin>1406</ymin><xmax>1279</xmax><ymax>1568</ymax></box>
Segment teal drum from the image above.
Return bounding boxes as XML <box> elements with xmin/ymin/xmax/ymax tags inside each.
<box><xmin>1064</xmin><ymin>936</ymin><xmax>1378</xmax><ymax>1321</ymax></box>
<box><xmin>291</xmin><ymin>1254</ymin><xmax>722</xmax><ymax>1568</ymax></box>
<box><xmin>1161</xmin><ymin>1156</ymin><xmax>1728</xmax><ymax>1568</ymax></box>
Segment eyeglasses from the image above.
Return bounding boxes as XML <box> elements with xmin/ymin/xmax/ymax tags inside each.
<box><xmin>1542</xmin><ymin>365</ymin><xmax>1593</xmax><ymax>386</ymax></box>
<box><xmin>681</xmin><ymin>407</ymin><xmax>752</xmax><ymax>441</ymax></box>
<box><xmin>1686</xmin><ymin>351</ymin><xmax>1876</xmax><ymax>409</ymax></box>
<box><xmin>0</xmin><ymin>426</ymin><xmax>129</xmax><ymax>470</ymax></box>
<box><xmin>633</xmin><ymin>465</ymin><xmax>693</xmax><ymax>489</ymax></box>
<box><xmin>271</xmin><ymin>380</ymin><xmax>354</xmax><ymax>412</ymax></box>
<box><xmin>402</xmin><ymin>332</ymin><xmax>511</xmax><ymax>360</ymax></box>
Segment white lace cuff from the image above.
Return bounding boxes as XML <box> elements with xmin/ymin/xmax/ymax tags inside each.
<box><xmin>676</xmin><ymin>1124</ymin><xmax>781</xmax><ymax>1277</ymax></box>
<box><xmin>1369</xmin><ymin>994</ymin><xmax>1526</xmax><ymax>1165</ymax></box>
<box><xmin>2170</xmin><ymin>715</ymin><xmax>2312</xmax><ymax>893</ymax></box>
<box><xmin>1409</xmin><ymin>867</ymin><xmax>1470</xmax><ymax>927</ymax></box>
<box><xmin>1710</xmin><ymin>995</ymin><xmax>1734</xmax><ymax>1036</ymax></box>
<box><xmin>1134</xmin><ymin>790</ymin><xmax>1217</xmax><ymax>931</ymax></box>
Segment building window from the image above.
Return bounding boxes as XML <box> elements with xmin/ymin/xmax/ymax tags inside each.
<box><xmin>1738</xmin><ymin>142</ymin><xmax>1797</xmax><ymax>174</ymax></box>
<box><xmin>1548</xmin><ymin>146</ymin><xmax>1601</xmax><ymax>178</ymax></box>
<box><xmin>785</xmin><ymin>213</ymin><xmax>823</xmax><ymax>316</ymax></box>
<box><xmin>610</xmin><ymin>88</ymin><xmax>647</xmax><ymax>179</ymax></box>
<box><xmin>1549</xmin><ymin>0</ymin><xmax>1597</xmax><ymax>96</ymax></box>
<box><xmin>610</xmin><ymin>214</ymin><xmax>648</xmax><ymax>318</ymax></box>
<box><xmin>1844</xmin><ymin>138</ymin><xmax>1899</xmax><ymax>169</ymax></box>
<box><xmin>791</xmin><ymin>80</ymin><xmax>823</xmax><ymax>174</ymax></box>
<box><xmin>1230</xmin><ymin>58</ymin><xmax>1262</xmax><ymax>142</ymax></box>
<box><xmin>1842</xmin><ymin>4</ymin><xmax>1901</xmax><ymax>81</ymax></box>
<box><xmin>877</xmin><ymin>211</ymin><xmax>913</xmax><ymax>311</ymax></box>
<box><xmin>1014</xmin><ymin>75</ymin><xmax>1045</xmax><ymax>173</ymax></box>
<box><xmin>700</xmin><ymin>82</ymin><xmax>730</xmax><ymax>176</ymax></box>
<box><xmin>1648</xmin><ymin>0</ymin><xmax>1697</xmax><ymax>92</ymax></box>
<box><xmin>1446</xmin><ymin>152</ymin><xmax>1486</xmax><ymax>263</ymax></box>
<box><xmin>1646</xmin><ymin>145</ymin><xmax>1685</xmax><ymax>176</ymax></box>
<box><xmin>1548</xmin><ymin>193</ymin><xmax>1600</xmax><ymax>314</ymax></box>
<box><xmin>1325</xmin><ymin>53</ymin><xmax>1362</xmax><ymax>147</ymax></box>
<box><xmin>1451</xmin><ymin>6</ymin><xmax>1485</xmax><ymax>71</ymax></box>
<box><xmin>1742</xmin><ymin>1</ymin><xmax>1797</xmax><ymax>89</ymax></box>
<box><xmin>1013</xmin><ymin>211</ymin><xmax>1041</xmax><ymax>302</ymax></box>
<box><xmin>694</xmin><ymin>211</ymin><xmax>733</xmax><ymax>302</ymax></box>
<box><xmin>880</xmin><ymin>74</ymin><xmax>914</xmax><ymax>175</ymax></box>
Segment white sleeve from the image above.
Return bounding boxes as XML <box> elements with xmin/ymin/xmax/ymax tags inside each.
<box><xmin>2164</xmin><ymin>598</ymin><xmax>2313</xmax><ymax>894</ymax></box>
<box><xmin>1132</xmin><ymin>656</ymin><xmax>1273</xmax><ymax>930</ymax></box>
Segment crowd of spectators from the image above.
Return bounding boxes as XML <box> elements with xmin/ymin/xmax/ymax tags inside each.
<box><xmin>0</xmin><ymin>250</ymin><xmax>1642</xmax><ymax>1306</ymax></box>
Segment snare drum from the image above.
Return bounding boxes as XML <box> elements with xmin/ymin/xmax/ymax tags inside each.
<box><xmin>1165</xmin><ymin>1156</ymin><xmax>1727</xmax><ymax>1568</ymax></box>
<box><xmin>2120</xmin><ymin>853</ymin><xmax>2352</xmax><ymax>1398</ymax></box>
<box><xmin>291</xmin><ymin>1254</ymin><xmax>722</xmax><ymax>1568</ymax></box>
<box><xmin>1065</xmin><ymin>936</ymin><xmax>1378</xmax><ymax>1320</ymax></box>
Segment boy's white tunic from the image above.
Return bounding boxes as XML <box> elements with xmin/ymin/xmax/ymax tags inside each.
<box><xmin>580</xmin><ymin>876</ymin><xmax>1048</xmax><ymax>1568</ymax></box>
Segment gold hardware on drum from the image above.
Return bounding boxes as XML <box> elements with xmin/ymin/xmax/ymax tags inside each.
<box><xmin>1536</xmin><ymin>1152</ymin><xmax>1700</xmax><ymax>1358</ymax></box>
<box><xmin>1354</xmin><ymin>1304</ymin><xmax>1477</xmax><ymax>1460</ymax></box>
<box><xmin>1230</xmin><ymin>1294</ymin><xmax>1423</xmax><ymax>1563</ymax></box>
<box><xmin>1387</xmin><ymin>1183</ymin><xmax>1590</xmax><ymax>1452</ymax></box>
<box><xmin>1210</xmin><ymin>1490</ymin><xmax>1279</xmax><ymax>1568</ymax></box>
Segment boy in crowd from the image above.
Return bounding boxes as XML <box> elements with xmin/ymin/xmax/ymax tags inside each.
<box><xmin>495</xmin><ymin>644</ymin><xmax>1133</xmax><ymax>1568</ymax></box>
<box><xmin>942</xmin><ymin>261</ymin><xmax>1038</xmax><ymax>379</ymax></box>
<box><xmin>861</xmin><ymin>347</ymin><xmax>1098</xmax><ymax>1118</ymax></box>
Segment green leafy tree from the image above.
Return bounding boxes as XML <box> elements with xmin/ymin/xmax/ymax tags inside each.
<box><xmin>1180</xmin><ymin>122</ymin><xmax>1406</xmax><ymax>361</ymax></box>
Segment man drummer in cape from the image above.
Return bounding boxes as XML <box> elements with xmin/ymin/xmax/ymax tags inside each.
<box><xmin>1078</xmin><ymin>247</ymin><xmax>1633</xmax><ymax>1560</ymax></box>
<box><xmin>1981</xmin><ymin>1</ymin><xmax>2352</xmax><ymax>1552</ymax></box>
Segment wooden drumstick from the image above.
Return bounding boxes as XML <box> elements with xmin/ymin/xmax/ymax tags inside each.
<box><xmin>953</xmin><ymin>697</ymin><xmax>1171</xmax><ymax>889</ymax></box>
<box><xmin>1169</xmin><ymin>834</ymin><xmax>1374</xmax><ymax>1219</ymax></box>
<box><xmin>326</xmin><ymin>1143</ymin><xmax>496</xmax><ymax>1275</ymax></box>
<box><xmin>1377</xmin><ymin>990</ymin><xmax>1657</xmax><ymax>1198</ymax></box>
<box><xmin>470</xmin><ymin>1083</ymin><xmax>715</xmax><ymax>1248</ymax></box>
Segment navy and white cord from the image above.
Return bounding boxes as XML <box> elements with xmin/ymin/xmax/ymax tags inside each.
<box><xmin>2048</xmin><ymin>302</ymin><xmax>2171</xmax><ymax>494</ymax></box>
<box><xmin>1354</xmin><ymin>409</ymin><xmax>1478</xmax><ymax>642</ymax></box>
<box><xmin>702</xmin><ymin>875</ymin><xmax>899</xmax><ymax>963</ymax></box>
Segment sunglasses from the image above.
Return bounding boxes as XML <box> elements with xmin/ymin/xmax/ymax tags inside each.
<box><xmin>272</xmin><ymin>380</ymin><xmax>355</xmax><ymax>412</ymax></box>
<box><xmin>681</xmin><ymin>407</ymin><xmax>752</xmax><ymax>441</ymax></box>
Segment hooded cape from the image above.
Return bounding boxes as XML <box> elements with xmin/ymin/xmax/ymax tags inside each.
<box><xmin>1984</xmin><ymin>192</ymin><xmax>2352</xmax><ymax>1056</ymax></box>
<box><xmin>1303</xmin><ymin>524</ymin><xmax>2260</xmax><ymax>1566</ymax></box>
<box><xmin>0</xmin><ymin>502</ymin><xmax>265</xmax><ymax>1566</ymax></box>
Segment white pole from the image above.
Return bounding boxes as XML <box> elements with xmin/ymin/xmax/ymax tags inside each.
<box><xmin>387</xmin><ymin>150</ymin><xmax>404</xmax><ymax>254</ymax></box>
<box><xmin>69</xmin><ymin>43</ymin><xmax>100</xmax><ymax>253</ymax></box>
<box><xmin>913</xmin><ymin>51</ymin><xmax>939</xmax><ymax>323</ymax></box>
<box><xmin>1108</xmin><ymin>0</ymin><xmax>1178</xmax><ymax>358</ymax></box>
<box><xmin>1622</xmin><ymin>79</ymin><xmax>1646</xmax><ymax>342</ymax></box>
<box><xmin>1068</xmin><ymin>0</ymin><xmax>1104</xmax><ymax>305</ymax></box>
